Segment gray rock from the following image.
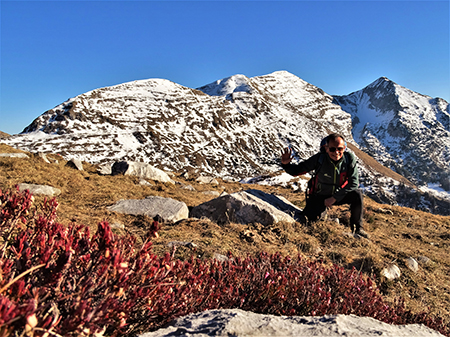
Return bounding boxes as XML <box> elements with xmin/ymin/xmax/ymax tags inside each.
<box><xmin>417</xmin><ymin>256</ymin><xmax>432</xmax><ymax>265</ymax></box>
<box><xmin>66</xmin><ymin>158</ymin><xmax>84</xmax><ymax>171</ymax></box>
<box><xmin>405</xmin><ymin>257</ymin><xmax>419</xmax><ymax>272</ymax></box>
<box><xmin>190</xmin><ymin>189</ymin><xmax>301</xmax><ymax>226</ymax></box>
<box><xmin>138</xmin><ymin>309</ymin><xmax>445</xmax><ymax>337</ymax></box>
<box><xmin>18</xmin><ymin>183</ymin><xmax>61</xmax><ymax>197</ymax></box>
<box><xmin>0</xmin><ymin>152</ymin><xmax>29</xmax><ymax>158</ymax></box>
<box><xmin>107</xmin><ymin>196</ymin><xmax>188</xmax><ymax>223</ymax></box>
<box><xmin>111</xmin><ymin>161</ymin><xmax>174</xmax><ymax>184</ymax></box>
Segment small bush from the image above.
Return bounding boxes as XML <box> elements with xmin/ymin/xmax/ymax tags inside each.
<box><xmin>1</xmin><ymin>187</ymin><xmax>449</xmax><ymax>336</ymax></box>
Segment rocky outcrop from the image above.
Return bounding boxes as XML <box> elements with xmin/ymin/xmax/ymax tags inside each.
<box><xmin>138</xmin><ymin>309</ymin><xmax>445</xmax><ymax>337</ymax></box>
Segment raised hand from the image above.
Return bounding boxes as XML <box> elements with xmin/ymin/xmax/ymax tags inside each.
<box><xmin>281</xmin><ymin>147</ymin><xmax>293</xmax><ymax>165</ymax></box>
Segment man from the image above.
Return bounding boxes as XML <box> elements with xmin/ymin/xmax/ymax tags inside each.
<box><xmin>281</xmin><ymin>133</ymin><xmax>368</xmax><ymax>238</ymax></box>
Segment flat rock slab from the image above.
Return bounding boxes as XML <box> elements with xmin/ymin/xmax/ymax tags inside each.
<box><xmin>18</xmin><ymin>183</ymin><xmax>61</xmax><ymax>196</ymax></box>
<box><xmin>0</xmin><ymin>153</ymin><xmax>29</xmax><ymax>158</ymax></box>
<box><xmin>138</xmin><ymin>309</ymin><xmax>444</xmax><ymax>337</ymax></box>
<box><xmin>107</xmin><ymin>196</ymin><xmax>188</xmax><ymax>223</ymax></box>
<box><xmin>190</xmin><ymin>189</ymin><xmax>301</xmax><ymax>226</ymax></box>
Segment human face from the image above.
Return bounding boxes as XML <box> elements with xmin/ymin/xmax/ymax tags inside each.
<box><xmin>326</xmin><ymin>137</ymin><xmax>346</xmax><ymax>161</ymax></box>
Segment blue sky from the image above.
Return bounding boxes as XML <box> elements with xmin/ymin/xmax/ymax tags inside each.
<box><xmin>1</xmin><ymin>0</ymin><xmax>449</xmax><ymax>135</ymax></box>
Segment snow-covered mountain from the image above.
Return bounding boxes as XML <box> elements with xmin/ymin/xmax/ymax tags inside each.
<box><xmin>8</xmin><ymin>71</ymin><xmax>353</xmax><ymax>178</ymax></box>
<box><xmin>2</xmin><ymin>71</ymin><xmax>449</xmax><ymax>214</ymax></box>
<box><xmin>333</xmin><ymin>77</ymin><xmax>450</xmax><ymax>187</ymax></box>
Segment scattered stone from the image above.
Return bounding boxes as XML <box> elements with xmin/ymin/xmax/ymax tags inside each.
<box><xmin>196</xmin><ymin>176</ymin><xmax>219</xmax><ymax>185</ymax></box>
<box><xmin>138</xmin><ymin>308</ymin><xmax>445</xmax><ymax>337</ymax></box>
<box><xmin>167</xmin><ymin>241</ymin><xmax>197</xmax><ymax>248</ymax></box>
<box><xmin>18</xmin><ymin>183</ymin><xmax>61</xmax><ymax>197</ymax></box>
<box><xmin>180</xmin><ymin>171</ymin><xmax>189</xmax><ymax>180</ymax></box>
<box><xmin>417</xmin><ymin>256</ymin><xmax>432</xmax><ymax>265</ymax></box>
<box><xmin>66</xmin><ymin>158</ymin><xmax>84</xmax><ymax>171</ymax></box>
<box><xmin>376</xmin><ymin>208</ymin><xmax>394</xmax><ymax>215</ymax></box>
<box><xmin>97</xmin><ymin>163</ymin><xmax>112</xmax><ymax>175</ymax></box>
<box><xmin>405</xmin><ymin>257</ymin><xmax>419</xmax><ymax>272</ymax></box>
<box><xmin>111</xmin><ymin>161</ymin><xmax>174</xmax><ymax>184</ymax></box>
<box><xmin>202</xmin><ymin>190</ymin><xmax>221</xmax><ymax>196</ymax></box>
<box><xmin>190</xmin><ymin>189</ymin><xmax>301</xmax><ymax>226</ymax></box>
<box><xmin>382</xmin><ymin>264</ymin><xmax>401</xmax><ymax>280</ymax></box>
<box><xmin>37</xmin><ymin>152</ymin><xmax>51</xmax><ymax>163</ymax></box>
<box><xmin>139</xmin><ymin>179</ymin><xmax>154</xmax><ymax>187</ymax></box>
<box><xmin>181</xmin><ymin>184</ymin><xmax>195</xmax><ymax>191</ymax></box>
<box><xmin>110</xmin><ymin>223</ymin><xmax>125</xmax><ymax>230</ymax></box>
<box><xmin>213</xmin><ymin>253</ymin><xmax>229</xmax><ymax>262</ymax></box>
<box><xmin>333</xmin><ymin>218</ymin><xmax>340</xmax><ymax>224</ymax></box>
<box><xmin>107</xmin><ymin>196</ymin><xmax>188</xmax><ymax>223</ymax></box>
<box><xmin>0</xmin><ymin>152</ymin><xmax>29</xmax><ymax>158</ymax></box>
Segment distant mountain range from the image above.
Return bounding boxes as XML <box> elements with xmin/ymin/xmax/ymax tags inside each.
<box><xmin>2</xmin><ymin>71</ymin><xmax>449</xmax><ymax>214</ymax></box>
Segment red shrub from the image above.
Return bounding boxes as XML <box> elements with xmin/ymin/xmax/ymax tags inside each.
<box><xmin>0</xmin><ymin>187</ymin><xmax>448</xmax><ymax>336</ymax></box>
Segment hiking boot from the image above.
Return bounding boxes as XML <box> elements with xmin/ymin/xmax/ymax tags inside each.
<box><xmin>354</xmin><ymin>229</ymin><xmax>370</xmax><ymax>239</ymax></box>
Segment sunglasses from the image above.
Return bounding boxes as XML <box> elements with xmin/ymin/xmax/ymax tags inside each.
<box><xmin>328</xmin><ymin>147</ymin><xmax>345</xmax><ymax>152</ymax></box>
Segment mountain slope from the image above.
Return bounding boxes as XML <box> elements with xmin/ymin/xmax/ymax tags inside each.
<box><xmin>333</xmin><ymin>77</ymin><xmax>450</xmax><ymax>186</ymax></box>
<box><xmin>2</xmin><ymin>71</ymin><xmax>449</xmax><ymax>214</ymax></box>
<box><xmin>6</xmin><ymin>71</ymin><xmax>354</xmax><ymax>179</ymax></box>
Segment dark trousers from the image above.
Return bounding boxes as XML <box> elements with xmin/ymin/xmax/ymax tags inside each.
<box><xmin>303</xmin><ymin>189</ymin><xmax>364</xmax><ymax>230</ymax></box>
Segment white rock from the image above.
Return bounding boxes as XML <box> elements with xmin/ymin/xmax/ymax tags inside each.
<box><xmin>196</xmin><ymin>176</ymin><xmax>219</xmax><ymax>185</ymax></box>
<box><xmin>405</xmin><ymin>257</ymin><xmax>419</xmax><ymax>272</ymax></box>
<box><xmin>0</xmin><ymin>152</ymin><xmax>29</xmax><ymax>158</ymax></box>
<box><xmin>112</xmin><ymin>161</ymin><xmax>174</xmax><ymax>184</ymax></box>
<box><xmin>382</xmin><ymin>264</ymin><xmax>401</xmax><ymax>280</ymax></box>
<box><xmin>18</xmin><ymin>183</ymin><xmax>61</xmax><ymax>197</ymax></box>
<box><xmin>66</xmin><ymin>158</ymin><xmax>84</xmax><ymax>171</ymax></box>
<box><xmin>138</xmin><ymin>309</ymin><xmax>445</xmax><ymax>337</ymax></box>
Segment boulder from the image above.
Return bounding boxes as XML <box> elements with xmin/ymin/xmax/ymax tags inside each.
<box><xmin>138</xmin><ymin>309</ymin><xmax>445</xmax><ymax>337</ymax></box>
<box><xmin>382</xmin><ymin>264</ymin><xmax>401</xmax><ymax>280</ymax></box>
<box><xmin>107</xmin><ymin>196</ymin><xmax>188</xmax><ymax>223</ymax></box>
<box><xmin>66</xmin><ymin>158</ymin><xmax>83</xmax><ymax>171</ymax></box>
<box><xmin>111</xmin><ymin>161</ymin><xmax>174</xmax><ymax>184</ymax></box>
<box><xmin>190</xmin><ymin>189</ymin><xmax>301</xmax><ymax>226</ymax></box>
<box><xmin>18</xmin><ymin>183</ymin><xmax>61</xmax><ymax>197</ymax></box>
<box><xmin>0</xmin><ymin>153</ymin><xmax>29</xmax><ymax>158</ymax></box>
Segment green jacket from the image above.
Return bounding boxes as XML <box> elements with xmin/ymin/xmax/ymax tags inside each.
<box><xmin>281</xmin><ymin>151</ymin><xmax>359</xmax><ymax>202</ymax></box>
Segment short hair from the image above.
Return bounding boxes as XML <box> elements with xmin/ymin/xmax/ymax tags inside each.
<box><xmin>326</xmin><ymin>133</ymin><xmax>345</xmax><ymax>144</ymax></box>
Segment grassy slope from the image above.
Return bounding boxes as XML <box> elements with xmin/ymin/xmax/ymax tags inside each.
<box><xmin>1</xmin><ymin>143</ymin><xmax>449</xmax><ymax>322</ymax></box>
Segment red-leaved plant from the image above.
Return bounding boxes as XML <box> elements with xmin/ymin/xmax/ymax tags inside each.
<box><xmin>1</xmin><ymin>187</ymin><xmax>449</xmax><ymax>336</ymax></box>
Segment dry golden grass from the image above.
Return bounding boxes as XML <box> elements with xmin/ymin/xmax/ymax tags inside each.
<box><xmin>1</xmin><ymin>143</ymin><xmax>449</xmax><ymax>322</ymax></box>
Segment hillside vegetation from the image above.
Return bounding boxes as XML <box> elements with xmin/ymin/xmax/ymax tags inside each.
<box><xmin>1</xmin><ymin>143</ymin><xmax>449</xmax><ymax>334</ymax></box>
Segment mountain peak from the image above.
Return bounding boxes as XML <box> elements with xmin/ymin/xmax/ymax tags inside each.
<box><xmin>197</xmin><ymin>74</ymin><xmax>252</xmax><ymax>97</ymax></box>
